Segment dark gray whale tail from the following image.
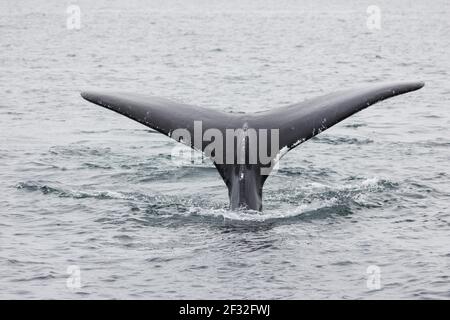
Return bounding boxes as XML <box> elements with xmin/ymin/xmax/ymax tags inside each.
<box><xmin>81</xmin><ymin>81</ymin><xmax>424</xmax><ymax>211</ymax></box>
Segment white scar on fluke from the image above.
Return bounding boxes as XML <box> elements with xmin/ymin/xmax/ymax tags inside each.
<box><xmin>81</xmin><ymin>81</ymin><xmax>424</xmax><ymax>211</ymax></box>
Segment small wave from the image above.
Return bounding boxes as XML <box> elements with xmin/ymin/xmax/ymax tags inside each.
<box><xmin>331</xmin><ymin>260</ymin><xmax>354</xmax><ymax>266</ymax></box>
<box><xmin>187</xmin><ymin>206</ymin><xmax>307</xmax><ymax>222</ymax></box>
<box><xmin>275</xmin><ymin>166</ymin><xmax>336</xmax><ymax>178</ymax></box>
<box><xmin>13</xmin><ymin>273</ymin><xmax>60</xmax><ymax>283</ymax></box>
<box><xmin>16</xmin><ymin>181</ymin><xmax>129</xmax><ymax>200</ymax></box>
<box><xmin>81</xmin><ymin>162</ymin><xmax>113</xmax><ymax>169</ymax></box>
<box><xmin>203</xmin><ymin>198</ymin><xmax>343</xmax><ymax>222</ymax></box>
<box><xmin>344</xmin><ymin>123</ymin><xmax>367</xmax><ymax>128</ymax></box>
<box><xmin>265</xmin><ymin>176</ymin><xmax>398</xmax><ymax>215</ymax></box>
<box><xmin>344</xmin><ymin>176</ymin><xmax>398</xmax><ymax>190</ymax></box>
<box><xmin>48</xmin><ymin>145</ymin><xmax>112</xmax><ymax>157</ymax></box>
<box><xmin>311</xmin><ymin>135</ymin><xmax>373</xmax><ymax>145</ymax></box>
<box><xmin>79</xmin><ymin>128</ymin><xmax>156</xmax><ymax>134</ymax></box>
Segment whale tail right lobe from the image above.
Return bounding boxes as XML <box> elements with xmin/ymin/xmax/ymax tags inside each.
<box><xmin>249</xmin><ymin>82</ymin><xmax>425</xmax><ymax>178</ymax></box>
<box><xmin>81</xmin><ymin>81</ymin><xmax>424</xmax><ymax>211</ymax></box>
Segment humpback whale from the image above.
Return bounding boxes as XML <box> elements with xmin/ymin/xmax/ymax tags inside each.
<box><xmin>81</xmin><ymin>81</ymin><xmax>424</xmax><ymax>211</ymax></box>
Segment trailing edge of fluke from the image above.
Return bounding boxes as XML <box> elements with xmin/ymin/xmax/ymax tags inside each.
<box><xmin>81</xmin><ymin>81</ymin><xmax>424</xmax><ymax>211</ymax></box>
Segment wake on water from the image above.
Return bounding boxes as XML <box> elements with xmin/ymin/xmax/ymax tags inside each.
<box><xmin>16</xmin><ymin>176</ymin><xmax>393</xmax><ymax>223</ymax></box>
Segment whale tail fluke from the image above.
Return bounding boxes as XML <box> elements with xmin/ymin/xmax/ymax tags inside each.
<box><xmin>81</xmin><ymin>81</ymin><xmax>424</xmax><ymax>211</ymax></box>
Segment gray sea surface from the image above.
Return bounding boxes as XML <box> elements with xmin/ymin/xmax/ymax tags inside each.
<box><xmin>0</xmin><ymin>0</ymin><xmax>449</xmax><ymax>299</ymax></box>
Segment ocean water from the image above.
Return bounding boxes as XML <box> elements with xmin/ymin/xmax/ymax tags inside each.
<box><xmin>0</xmin><ymin>0</ymin><xmax>449</xmax><ymax>299</ymax></box>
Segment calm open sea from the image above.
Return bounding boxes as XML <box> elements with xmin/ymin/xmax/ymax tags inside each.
<box><xmin>0</xmin><ymin>0</ymin><xmax>449</xmax><ymax>299</ymax></box>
